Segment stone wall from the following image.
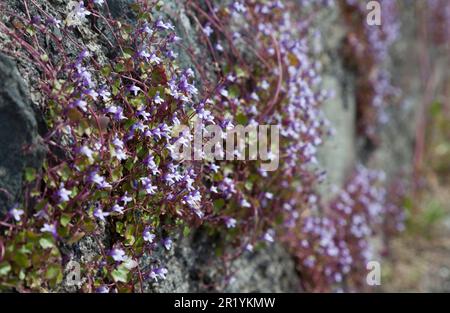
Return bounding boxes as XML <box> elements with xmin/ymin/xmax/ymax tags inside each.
<box><xmin>0</xmin><ymin>0</ymin><xmax>421</xmax><ymax>292</ymax></box>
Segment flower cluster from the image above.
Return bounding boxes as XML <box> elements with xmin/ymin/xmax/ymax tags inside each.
<box><xmin>0</xmin><ymin>0</ymin><xmax>405</xmax><ymax>292</ymax></box>
<box><xmin>339</xmin><ymin>0</ymin><xmax>400</xmax><ymax>144</ymax></box>
<box><xmin>282</xmin><ymin>166</ymin><xmax>404</xmax><ymax>291</ymax></box>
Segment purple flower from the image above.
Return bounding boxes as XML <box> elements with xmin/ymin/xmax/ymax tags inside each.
<box><xmin>96</xmin><ymin>286</ymin><xmax>109</xmax><ymax>293</ymax></box>
<box><xmin>84</xmin><ymin>89</ymin><xmax>98</xmax><ymax>100</ymax></box>
<box><xmin>141</xmin><ymin>177</ymin><xmax>157</xmax><ymax>195</ymax></box>
<box><xmin>80</xmin><ymin>145</ymin><xmax>94</xmax><ymax>161</ymax></box>
<box><xmin>149</xmin><ymin>54</ymin><xmax>162</xmax><ymax>65</ymax></box>
<box><xmin>57</xmin><ymin>184</ymin><xmax>72</xmax><ymax>202</ymax></box>
<box><xmin>120</xmin><ymin>192</ymin><xmax>133</xmax><ymax>205</ymax></box>
<box><xmin>128</xmin><ymin>85</ymin><xmax>141</xmax><ymax>96</ymax></box>
<box><xmin>155</xmin><ymin>267</ymin><xmax>168</xmax><ymax>279</ymax></box>
<box><xmin>40</xmin><ymin>223</ymin><xmax>57</xmax><ymax>236</ymax></box>
<box><xmin>163</xmin><ymin>238</ymin><xmax>173</xmax><ymax>250</ymax></box>
<box><xmin>263</xmin><ymin>229</ymin><xmax>275</xmax><ymax>243</ymax></box>
<box><xmin>153</xmin><ymin>91</ymin><xmax>164</xmax><ymax>104</ymax></box>
<box><xmin>9</xmin><ymin>206</ymin><xmax>24</xmax><ymax>222</ymax></box>
<box><xmin>90</xmin><ymin>171</ymin><xmax>112</xmax><ymax>189</ymax></box>
<box><xmin>202</xmin><ymin>24</ymin><xmax>214</xmax><ymax>37</ymax></box>
<box><xmin>143</xmin><ymin>228</ymin><xmax>156</xmax><ymax>243</ymax></box>
<box><xmin>74</xmin><ymin>1</ymin><xmax>91</xmax><ymax>18</ymax></box>
<box><xmin>156</xmin><ymin>20</ymin><xmax>174</xmax><ymax>30</ymax></box>
<box><xmin>225</xmin><ymin>217</ymin><xmax>237</xmax><ymax>229</ymax></box>
<box><xmin>112</xmin><ymin>204</ymin><xmax>124</xmax><ymax>215</ymax></box>
<box><xmin>149</xmin><ymin>267</ymin><xmax>168</xmax><ymax>281</ymax></box>
<box><xmin>106</xmin><ymin>105</ymin><xmax>126</xmax><ymax>121</ymax></box>
<box><xmin>74</xmin><ymin>99</ymin><xmax>87</xmax><ymax>112</ymax></box>
<box><xmin>144</xmin><ymin>155</ymin><xmax>160</xmax><ymax>175</ymax></box>
<box><xmin>98</xmin><ymin>87</ymin><xmax>111</xmax><ymax>101</ymax></box>
<box><xmin>93</xmin><ymin>207</ymin><xmax>110</xmax><ymax>221</ymax></box>
<box><xmin>110</xmin><ymin>248</ymin><xmax>126</xmax><ymax>262</ymax></box>
<box><xmin>46</xmin><ymin>16</ymin><xmax>61</xmax><ymax>28</ymax></box>
<box><xmin>240</xmin><ymin>198</ymin><xmax>251</xmax><ymax>208</ymax></box>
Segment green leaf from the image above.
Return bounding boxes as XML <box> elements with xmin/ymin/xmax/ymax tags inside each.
<box><xmin>213</xmin><ymin>199</ymin><xmax>225</xmax><ymax>213</ymax></box>
<box><xmin>111</xmin><ymin>266</ymin><xmax>129</xmax><ymax>283</ymax></box>
<box><xmin>60</xmin><ymin>214</ymin><xmax>72</xmax><ymax>227</ymax></box>
<box><xmin>236</xmin><ymin>113</ymin><xmax>248</xmax><ymax>125</ymax></box>
<box><xmin>0</xmin><ymin>262</ymin><xmax>11</xmax><ymax>276</ymax></box>
<box><xmin>39</xmin><ymin>237</ymin><xmax>54</xmax><ymax>249</ymax></box>
<box><xmin>183</xmin><ymin>225</ymin><xmax>191</xmax><ymax>237</ymax></box>
<box><xmin>46</xmin><ymin>264</ymin><xmax>63</xmax><ymax>282</ymax></box>
<box><xmin>24</xmin><ymin>167</ymin><xmax>37</xmax><ymax>183</ymax></box>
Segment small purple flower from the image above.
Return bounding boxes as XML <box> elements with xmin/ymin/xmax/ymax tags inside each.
<box><xmin>40</xmin><ymin>223</ymin><xmax>57</xmax><ymax>236</ymax></box>
<box><xmin>144</xmin><ymin>155</ymin><xmax>160</xmax><ymax>175</ymax></box>
<box><xmin>163</xmin><ymin>238</ymin><xmax>173</xmax><ymax>250</ymax></box>
<box><xmin>150</xmin><ymin>267</ymin><xmax>168</xmax><ymax>281</ymax></box>
<box><xmin>143</xmin><ymin>228</ymin><xmax>155</xmax><ymax>243</ymax></box>
<box><xmin>128</xmin><ymin>85</ymin><xmax>141</xmax><ymax>96</ymax></box>
<box><xmin>141</xmin><ymin>177</ymin><xmax>157</xmax><ymax>195</ymax></box>
<box><xmin>9</xmin><ymin>206</ymin><xmax>24</xmax><ymax>222</ymax></box>
<box><xmin>93</xmin><ymin>207</ymin><xmax>110</xmax><ymax>221</ymax></box>
<box><xmin>80</xmin><ymin>145</ymin><xmax>94</xmax><ymax>161</ymax></box>
<box><xmin>98</xmin><ymin>87</ymin><xmax>111</xmax><ymax>101</ymax></box>
<box><xmin>90</xmin><ymin>171</ymin><xmax>112</xmax><ymax>189</ymax></box>
<box><xmin>202</xmin><ymin>24</ymin><xmax>214</xmax><ymax>37</ymax></box>
<box><xmin>110</xmin><ymin>248</ymin><xmax>126</xmax><ymax>262</ymax></box>
<box><xmin>155</xmin><ymin>267</ymin><xmax>168</xmax><ymax>279</ymax></box>
<box><xmin>46</xmin><ymin>16</ymin><xmax>61</xmax><ymax>28</ymax></box>
<box><xmin>149</xmin><ymin>54</ymin><xmax>162</xmax><ymax>65</ymax></box>
<box><xmin>156</xmin><ymin>20</ymin><xmax>174</xmax><ymax>30</ymax></box>
<box><xmin>74</xmin><ymin>99</ymin><xmax>87</xmax><ymax>112</ymax></box>
<box><xmin>57</xmin><ymin>184</ymin><xmax>72</xmax><ymax>202</ymax></box>
<box><xmin>225</xmin><ymin>217</ymin><xmax>237</xmax><ymax>229</ymax></box>
<box><xmin>120</xmin><ymin>192</ymin><xmax>133</xmax><ymax>205</ymax></box>
<box><xmin>263</xmin><ymin>229</ymin><xmax>275</xmax><ymax>243</ymax></box>
<box><xmin>106</xmin><ymin>105</ymin><xmax>126</xmax><ymax>121</ymax></box>
<box><xmin>112</xmin><ymin>204</ymin><xmax>124</xmax><ymax>215</ymax></box>
<box><xmin>84</xmin><ymin>89</ymin><xmax>98</xmax><ymax>100</ymax></box>
<box><xmin>96</xmin><ymin>285</ymin><xmax>109</xmax><ymax>293</ymax></box>
<box><xmin>153</xmin><ymin>92</ymin><xmax>164</xmax><ymax>104</ymax></box>
<box><xmin>240</xmin><ymin>198</ymin><xmax>251</xmax><ymax>208</ymax></box>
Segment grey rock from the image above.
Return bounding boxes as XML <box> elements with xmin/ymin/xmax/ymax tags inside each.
<box><xmin>141</xmin><ymin>230</ymin><xmax>300</xmax><ymax>293</ymax></box>
<box><xmin>0</xmin><ymin>53</ymin><xmax>45</xmax><ymax>216</ymax></box>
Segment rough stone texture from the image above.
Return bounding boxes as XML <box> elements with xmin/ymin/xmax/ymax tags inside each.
<box><xmin>317</xmin><ymin>8</ymin><xmax>357</xmax><ymax>199</ymax></box>
<box><xmin>0</xmin><ymin>53</ymin><xmax>45</xmax><ymax>216</ymax></box>
<box><xmin>141</xmin><ymin>230</ymin><xmax>300</xmax><ymax>293</ymax></box>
